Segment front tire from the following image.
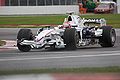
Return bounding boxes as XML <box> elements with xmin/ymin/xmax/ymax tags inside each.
<box><xmin>99</xmin><ymin>26</ymin><xmax>116</xmax><ymax>47</ymax></box>
<box><xmin>64</xmin><ymin>28</ymin><xmax>79</xmax><ymax>50</ymax></box>
<box><xmin>17</xmin><ymin>29</ymin><xmax>33</xmax><ymax>52</ymax></box>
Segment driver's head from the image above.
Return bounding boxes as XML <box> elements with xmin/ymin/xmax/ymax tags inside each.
<box><xmin>63</xmin><ymin>22</ymin><xmax>71</xmax><ymax>28</ymax></box>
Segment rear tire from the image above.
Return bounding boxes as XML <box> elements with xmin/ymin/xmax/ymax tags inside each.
<box><xmin>17</xmin><ymin>29</ymin><xmax>33</xmax><ymax>52</ymax></box>
<box><xmin>64</xmin><ymin>28</ymin><xmax>79</xmax><ymax>50</ymax></box>
<box><xmin>99</xmin><ymin>26</ymin><xmax>116</xmax><ymax>47</ymax></box>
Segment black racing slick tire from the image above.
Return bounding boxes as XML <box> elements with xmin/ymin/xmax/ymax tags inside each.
<box><xmin>17</xmin><ymin>29</ymin><xmax>33</xmax><ymax>52</ymax></box>
<box><xmin>64</xmin><ymin>28</ymin><xmax>79</xmax><ymax>50</ymax></box>
<box><xmin>99</xmin><ymin>26</ymin><xmax>116</xmax><ymax>47</ymax></box>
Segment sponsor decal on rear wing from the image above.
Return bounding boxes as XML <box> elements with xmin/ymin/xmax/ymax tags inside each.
<box><xmin>84</xmin><ymin>18</ymin><xmax>106</xmax><ymax>23</ymax></box>
<box><xmin>83</xmin><ymin>18</ymin><xmax>106</xmax><ymax>26</ymax></box>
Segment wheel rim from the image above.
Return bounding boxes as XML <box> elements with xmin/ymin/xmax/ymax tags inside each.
<box><xmin>111</xmin><ymin>29</ymin><xmax>116</xmax><ymax>44</ymax></box>
<box><xmin>75</xmin><ymin>32</ymin><xmax>79</xmax><ymax>48</ymax></box>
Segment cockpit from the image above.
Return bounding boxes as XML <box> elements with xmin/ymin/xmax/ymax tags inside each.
<box><xmin>68</xmin><ymin>16</ymin><xmax>72</xmax><ymax>21</ymax></box>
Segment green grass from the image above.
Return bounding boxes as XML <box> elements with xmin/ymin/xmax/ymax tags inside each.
<box><xmin>0</xmin><ymin>66</ymin><xmax>120</xmax><ymax>75</ymax></box>
<box><xmin>0</xmin><ymin>14</ymin><xmax>120</xmax><ymax>28</ymax></box>
<box><xmin>0</xmin><ymin>15</ymin><xmax>66</xmax><ymax>25</ymax></box>
<box><xmin>0</xmin><ymin>26</ymin><xmax>47</xmax><ymax>28</ymax></box>
<box><xmin>0</xmin><ymin>40</ymin><xmax>6</xmax><ymax>46</ymax></box>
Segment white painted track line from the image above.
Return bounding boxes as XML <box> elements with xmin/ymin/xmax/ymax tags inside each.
<box><xmin>0</xmin><ymin>51</ymin><xmax>120</xmax><ymax>62</ymax></box>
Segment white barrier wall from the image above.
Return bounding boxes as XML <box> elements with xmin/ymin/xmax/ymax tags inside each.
<box><xmin>117</xmin><ymin>0</ymin><xmax>120</xmax><ymax>14</ymax></box>
<box><xmin>0</xmin><ymin>5</ymin><xmax>79</xmax><ymax>15</ymax></box>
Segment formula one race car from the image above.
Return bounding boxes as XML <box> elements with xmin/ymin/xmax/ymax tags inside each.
<box><xmin>17</xmin><ymin>12</ymin><xmax>116</xmax><ymax>52</ymax></box>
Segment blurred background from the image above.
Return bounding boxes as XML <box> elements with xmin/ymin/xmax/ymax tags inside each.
<box><xmin>0</xmin><ymin>0</ymin><xmax>119</xmax><ymax>15</ymax></box>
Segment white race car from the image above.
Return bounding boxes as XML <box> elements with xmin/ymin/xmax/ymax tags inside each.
<box><xmin>17</xmin><ymin>12</ymin><xmax>116</xmax><ymax>52</ymax></box>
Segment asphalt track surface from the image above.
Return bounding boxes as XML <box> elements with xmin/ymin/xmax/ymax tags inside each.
<box><xmin>0</xmin><ymin>28</ymin><xmax>120</xmax><ymax>70</ymax></box>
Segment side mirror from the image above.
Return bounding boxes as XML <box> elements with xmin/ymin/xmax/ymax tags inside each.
<box><xmin>64</xmin><ymin>18</ymin><xmax>67</xmax><ymax>22</ymax></box>
<box><xmin>37</xmin><ymin>28</ymin><xmax>43</xmax><ymax>34</ymax></box>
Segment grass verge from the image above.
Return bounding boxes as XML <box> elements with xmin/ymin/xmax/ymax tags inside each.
<box><xmin>0</xmin><ymin>66</ymin><xmax>120</xmax><ymax>75</ymax></box>
<box><xmin>0</xmin><ymin>15</ymin><xmax>66</xmax><ymax>25</ymax></box>
<box><xmin>0</xmin><ymin>14</ymin><xmax>120</xmax><ymax>28</ymax></box>
<box><xmin>0</xmin><ymin>26</ymin><xmax>46</xmax><ymax>28</ymax></box>
<box><xmin>0</xmin><ymin>40</ymin><xmax>6</xmax><ymax>46</ymax></box>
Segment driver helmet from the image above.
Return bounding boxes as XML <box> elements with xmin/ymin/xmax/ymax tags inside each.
<box><xmin>63</xmin><ymin>22</ymin><xmax>71</xmax><ymax>28</ymax></box>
